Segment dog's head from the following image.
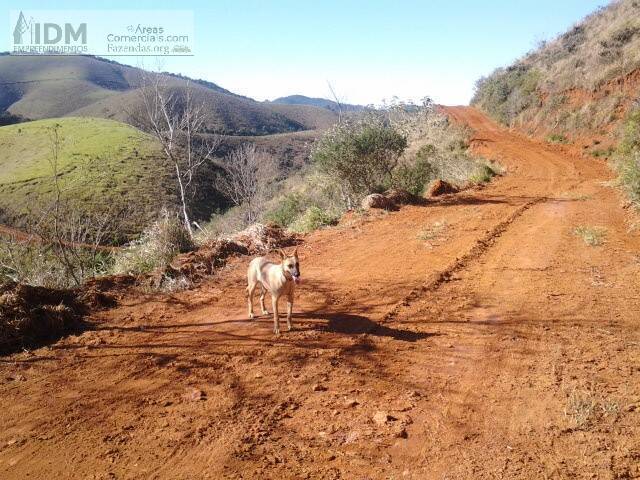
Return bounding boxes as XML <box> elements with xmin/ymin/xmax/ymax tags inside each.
<box><xmin>279</xmin><ymin>248</ymin><xmax>301</xmax><ymax>284</ymax></box>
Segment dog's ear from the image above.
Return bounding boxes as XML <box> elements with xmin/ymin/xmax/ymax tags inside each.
<box><xmin>278</xmin><ymin>249</ymin><xmax>287</xmax><ymax>259</ymax></box>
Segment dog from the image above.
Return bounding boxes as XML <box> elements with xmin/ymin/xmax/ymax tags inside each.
<box><xmin>246</xmin><ymin>248</ymin><xmax>301</xmax><ymax>335</ymax></box>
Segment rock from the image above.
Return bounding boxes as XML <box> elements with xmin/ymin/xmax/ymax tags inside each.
<box><xmin>344</xmin><ymin>399</ymin><xmax>359</xmax><ymax>408</ymax></box>
<box><xmin>312</xmin><ymin>384</ymin><xmax>327</xmax><ymax>392</ymax></box>
<box><xmin>7</xmin><ymin>373</ymin><xmax>26</xmax><ymax>382</ymax></box>
<box><xmin>183</xmin><ymin>388</ymin><xmax>206</xmax><ymax>401</ymax></box>
<box><xmin>383</xmin><ymin>188</ymin><xmax>425</xmax><ymax>206</ymax></box>
<box><xmin>361</xmin><ymin>193</ymin><xmax>394</xmax><ymax>210</ymax></box>
<box><xmin>393</xmin><ymin>426</ymin><xmax>408</xmax><ymax>438</ymax></box>
<box><xmin>344</xmin><ymin>430</ymin><xmax>359</xmax><ymax>444</ymax></box>
<box><xmin>254</xmin><ymin>372</ymin><xmax>263</xmax><ymax>379</ymax></box>
<box><xmin>373</xmin><ymin>411</ymin><xmax>393</xmax><ymax>425</ymax></box>
<box><xmin>427</xmin><ymin>179</ymin><xmax>458</xmax><ymax>197</ymax></box>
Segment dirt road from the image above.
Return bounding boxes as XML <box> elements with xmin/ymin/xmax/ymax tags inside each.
<box><xmin>1</xmin><ymin>107</ymin><xmax>639</xmax><ymax>479</ymax></box>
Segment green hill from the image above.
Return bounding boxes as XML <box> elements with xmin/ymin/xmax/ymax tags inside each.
<box><xmin>0</xmin><ymin>55</ymin><xmax>337</xmax><ymax>135</ymax></box>
<box><xmin>271</xmin><ymin>95</ymin><xmax>365</xmax><ymax>113</ymax></box>
<box><xmin>0</xmin><ymin>117</ymin><xmax>223</xmax><ymax>240</ymax></box>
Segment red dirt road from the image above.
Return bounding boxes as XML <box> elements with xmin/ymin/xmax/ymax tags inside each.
<box><xmin>1</xmin><ymin>107</ymin><xmax>639</xmax><ymax>479</ymax></box>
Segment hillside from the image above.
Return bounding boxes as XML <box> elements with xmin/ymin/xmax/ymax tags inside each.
<box><xmin>471</xmin><ymin>0</ymin><xmax>640</xmax><ymax>147</ymax></box>
<box><xmin>0</xmin><ymin>118</ymin><xmax>224</xmax><ymax>240</ymax></box>
<box><xmin>271</xmin><ymin>94</ymin><xmax>365</xmax><ymax>113</ymax></box>
<box><xmin>0</xmin><ymin>55</ymin><xmax>337</xmax><ymax>135</ymax></box>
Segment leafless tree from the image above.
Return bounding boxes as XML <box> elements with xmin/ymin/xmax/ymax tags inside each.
<box><xmin>217</xmin><ymin>143</ymin><xmax>279</xmax><ymax>224</ymax></box>
<box><xmin>136</xmin><ymin>72</ymin><xmax>221</xmax><ymax>237</ymax></box>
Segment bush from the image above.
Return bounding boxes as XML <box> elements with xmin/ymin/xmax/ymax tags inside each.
<box><xmin>312</xmin><ymin>115</ymin><xmax>407</xmax><ymax>206</ymax></box>
<box><xmin>547</xmin><ymin>133</ymin><xmax>569</xmax><ymax>144</ymax></box>
<box><xmin>391</xmin><ymin>157</ymin><xmax>434</xmax><ymax>195</ymax></box>
<box><xmin>614</xmin><ymin>108</ymin><xmax>640</xmax><ymax>204</ymax></box>
<box><xmin>264</xmin><ymin>192</ymin><xmax>307</xmax><ymax>227</ymax></box>
<box><xmin>288</xmin><ymin>206</ymin><xmax>339</xmax><ymax>233</ymax></box>
<box><xmin>112</xmin><ymin>211</ymin><xmax>193</xmax><ymax>275</ymax></box>
<box><xmin>471</xmin><ymin>65</ymin><xmax>540</xmax><ymax>125</ymax></box>
<box><xmin>470</xmin><ymin>163</ymin><xmax>499</xmax><ymax>184</ymax></box>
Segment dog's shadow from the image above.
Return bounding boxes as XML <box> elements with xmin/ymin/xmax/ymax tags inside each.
<box><xmin>294</xmin><ymin>311</ymin><xmax>434</xmax><ymax>342</ymax></box>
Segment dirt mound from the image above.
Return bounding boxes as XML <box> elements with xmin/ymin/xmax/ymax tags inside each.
<box><xmin>427</xmin><ymin>179</ymin><xmax>459</xmax><ymax>197</ymax></box>
<box><xmin>79</xmin><ymin>275</ymin><xmax>137</xmax><ymax>310</ymax></box>
<box><xmin>0</xmin><ymin>281</ymin><xmax>84</xmax><ymax>354</ymax></box>
<box><xmin>226</xmin><ymin>223</ymin><xmax>298</xmax><ymax>254</ymax></box>
<box><xmin>162</xmin><ymin>224</ymin><xmax>298</xmax><ymax>284</ymax></box>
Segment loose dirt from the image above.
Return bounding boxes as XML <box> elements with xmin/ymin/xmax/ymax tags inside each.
<box><xmin>1</xmin><ymin>107</ymin><xmax>639</xmax><ymax>479</ymax></box>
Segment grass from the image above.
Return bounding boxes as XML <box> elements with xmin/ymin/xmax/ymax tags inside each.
<box><xmin>547</xmin><ymin>133</ymin><xmax>569</xmax><ymax>144</ymax></box>
<box><xmin>417</xmin><ymin>221</ymin><xmax>448</xmax><ymax>242</ymax></box>
<box><xmin>0</xmin><ymin>117</ymin><xmax>187</xmax><ymax>240</ymax></box>
<box><xmin>573</xmin><ymin>226</ymin><xmax>607</xmax><ymax>246</ymax></box>
<box><xmin>564</xmin><ymin>387</ymin><xmax>620</xmax><ymax>429</ymax></box>
<box><xmin>591</xmin><ymin>147</ymin><xmax>615</xmax><ymax>158</ymax></box>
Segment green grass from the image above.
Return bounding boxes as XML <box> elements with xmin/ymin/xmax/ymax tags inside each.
<box><xmin>0</xmin><ymin>117</ymin><xmax>178</xmax><ymax>239</ymax></box>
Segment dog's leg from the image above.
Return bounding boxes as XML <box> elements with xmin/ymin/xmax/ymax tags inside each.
<box><xmin>247</xmin><ymin>282</ymin><xmax>257</xmax><ymax>319</ymax></box>
<box><xmin>286</xmin><ymin>293</ymin><xmax>293</xmax><ymax>331</ymax></box>
<box><xmin>260</xmin><ymin>285</ymin><xmax>269</xmax><ymax>315</ymax></box>
<box><xmin>272</xmin><ymin>295</ymin><xmax>280</xmax><ymax>335</ymax></box>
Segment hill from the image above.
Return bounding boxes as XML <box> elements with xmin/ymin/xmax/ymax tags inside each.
<box><xmin>271</xmin><ymin>94</ymin><xmax>365</xmax><ymax>113</ymax></box>
<box><xmin>0</xmin><ymin>117</ymin><xmax>224</xmax><ymax>240</ymax></box>
<box><xmin>0</xmin><ymin>55</ymin><xmax>337</xmax><ymax>135</ymax></box>
<box><xmin>471</xmin><ymin>0</ymin><xmax>640</xmax><ymax>147</ymax></box>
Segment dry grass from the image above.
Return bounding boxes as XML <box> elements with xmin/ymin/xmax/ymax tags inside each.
<box><xmin>564</xmin><ymin>387</ymin><xmax>620</xmax><ymax>429</ymax></box>
<box><xmin>417</xmin><ymin>221</ymin><xmax>448</xmax><ymax>242</ymax></box>
<box><xmin>573</xmin><ymin>226</ymin><xmax>607</xmax><ymax>246</ymax></box>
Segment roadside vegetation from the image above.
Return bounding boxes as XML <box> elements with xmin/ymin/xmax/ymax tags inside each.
<box><xmin>613</xmin><ymin>105</ymin><xmax>640</xmax><ymax>205</ymax></box>
<box><xmin>472</xmin><ymin>0</ymin><xmax>640</xmax><ymax>136</ymax></box>
<box><xmin>0</xmin><ymin>98</ymin><xmax>495</xmax><ymax>292</ymax></box>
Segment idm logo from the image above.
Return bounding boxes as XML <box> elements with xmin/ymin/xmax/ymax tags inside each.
<box><xmin>13</xmin><ymin>11</ymin><xmax>87</xmax><ymax>45</ymax></box>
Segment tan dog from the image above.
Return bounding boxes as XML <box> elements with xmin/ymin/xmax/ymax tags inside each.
<box><xmin>246</xmin><ymin>248</ymin><xmax>301</xmax><ymax>335</ymax></box>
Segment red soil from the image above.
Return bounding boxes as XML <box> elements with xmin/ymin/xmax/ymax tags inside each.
<box><xmin>1</xmin><ymin>107</ymin><xmax>639</xmax><ymax>479</ymax></box>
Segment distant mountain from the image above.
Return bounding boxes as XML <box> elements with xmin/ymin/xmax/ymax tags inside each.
<box><xmin>0</xmin><ymin>55</ymin><xmax>337</xmax><ymax>135</ymax></box>
<box><xmin>271</xmin><ymin>95</ymin><xmax>365</xmax><ymax>113</ymax></box>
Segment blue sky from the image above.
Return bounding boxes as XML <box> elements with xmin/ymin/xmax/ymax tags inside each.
<box><xmin>2</xmin><ymin>1</ymin><xmax>606</xmax><ymax>105</ymax></box>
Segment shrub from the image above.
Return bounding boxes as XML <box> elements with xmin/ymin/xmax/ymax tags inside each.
<box><xmin>264</xmin><ymin>192</ymin><xmax>307</xmax><ymax>227</ymax></box>
<box><xmin>470</xmin><ymin>163</ymin><xmax>499</xmax><ymax>184</ymax></box>
<box><xmin>547</xmin><ymin>133</ymin><xmax>569</xmax><ymax>144</ymax></box>
<box><xmin>613</xmin><ymin>108</ymin><xmax>640</xmax><ymax>204</ymax></box>
<box><xmin>288</xmin><ymin>206</ymin><xmax>339</xmax><ymax>233</ymax></box>
<box><xmin>112</xmin><ymin>211</ymin><xmax>193</xmax><ymax>275</ymax></box>
<box><xmin>391</xmin><ymin>157</ymin><xmax>434</xmax><ymax>195</ymax></box>
<box><xmin>312</xmin><ymin>115</ymin><xmax>407</xmax><ymax>207</ymax></box>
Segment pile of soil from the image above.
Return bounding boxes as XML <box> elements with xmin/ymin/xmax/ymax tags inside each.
<box><xmin>163</xmin><ymin>224</ymin><xmax>298</xmax><ymax>284</ymax></box>
<box><xmin>0</xmin><ymin>281</ymin><xmax>85</xmax><ymax>354</ymax></box>
<box><xmin>427</xmin><ymin>179</ymin><xmax>459</xmax><ymax>197</ymax></box>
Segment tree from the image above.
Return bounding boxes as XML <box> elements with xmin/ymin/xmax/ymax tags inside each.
<box><xmin>136</xmin><ymin>73</ymin><xmax>221</xmax><ymax>237</ymax></box>
<box><xmin>217</xmin><ymin>143</ymin><xmax>279</xmax><ymax>224</ymax></box>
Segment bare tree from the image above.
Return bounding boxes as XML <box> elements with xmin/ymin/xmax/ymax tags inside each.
<box><xmin>217</xmin><ymin>143</ymin><xmax>279</xmax><ymax>224</ymax></box>
<box><xmin>136</xmin><ymin>73</ymin><xmax>221</xmax><ymax>237</ymax></box>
